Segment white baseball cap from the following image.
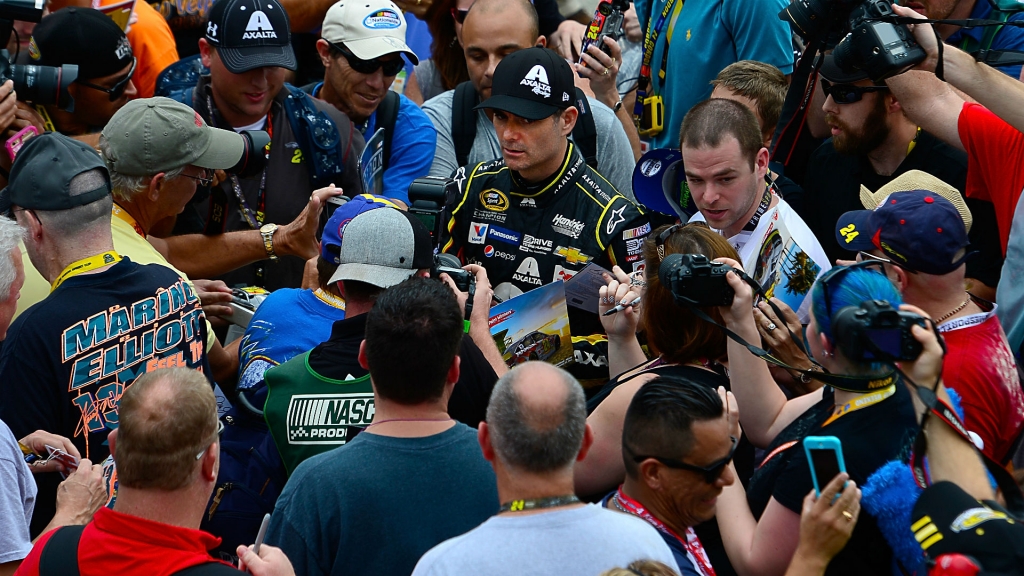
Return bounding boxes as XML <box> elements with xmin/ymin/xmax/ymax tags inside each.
<box><xmin>321</xmin><ymin>0</ymin><xmax>419</xmax><ymax>64</ymax></box>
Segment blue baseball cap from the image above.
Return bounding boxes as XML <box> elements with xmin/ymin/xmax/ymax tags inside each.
<box><xmin>321</xmin><ymin>194</ymin><xmax>399</xmax><ymax>264</ymax></box>
<box><xmin>835</xmin><ymin>190</ymin><xmax>971</xmax><ymax>275</ymax></box>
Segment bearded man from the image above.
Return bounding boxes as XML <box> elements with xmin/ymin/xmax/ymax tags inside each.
<box><xmin>797</xmin><ymin>56</ymin><xmax>1002</xmax><ymax>296</ymax></box>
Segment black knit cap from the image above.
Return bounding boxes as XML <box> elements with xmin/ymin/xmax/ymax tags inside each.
<box><xmin>29</xmin><ymin>7</ymin><xmax>134</xmax><ymax>81</ymax></box>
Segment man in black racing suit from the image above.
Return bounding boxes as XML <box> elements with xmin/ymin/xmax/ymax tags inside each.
<box><xmin>441</xmin><ymin>47</ymin><xmax>650</xmax><ymax>387</ymax></box>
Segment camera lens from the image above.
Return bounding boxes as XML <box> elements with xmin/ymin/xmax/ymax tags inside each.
<box><xmin>228</xmin><ymin>130</ymin><xmax>270</xmax><ymax>178</ymax></box>
<box><xmin>9</xmin><ymin>63</ymin><xmax>78</xmax><ymax>112</ymax></box>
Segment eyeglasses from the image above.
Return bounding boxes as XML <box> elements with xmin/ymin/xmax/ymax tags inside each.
<box><xmin>654</xmin><ymin>223</ymin><xmax>683</xmax><ymax>261</ymax></box>
<box><xmin>856</xmin><ymin>250</ymin><xmax>918</xmax><ymax>274</ymax></box>
<box><xmin>817</xmin><ymin>260</ymin><xmax>888</xmax><ymax>319</ymax></box>
<box><xmin>331</xmin><ymin>43</ymin><xmax>405</xmax><ymax>77</ymax></box>
<box><xmin>628</xmin><ymin>436</ymin><xmax>738</xmax><ymax>484</ymax></box>
<box><xmin>820</xmin><ymin>79</ymin><xmax>888</xmax><ymax>104</ymax></box>
<box><xmin>451</xmin><ymin>7</ymin><xmax>469</xmax><ymax>22</ymax></box>
<box><xmin>195</xmin><ymin>420</ymin><xmax>226</xmax><ymax>460</ymax></box>
<box><xmin>77</xmin><ymin>58</ymin><xmax>137</xmax><ymax>101</ymax></box>
<box><xmin>179</xmin><ymin>168</ymin><xmax>214</xmax><ymax>187</ymax></box>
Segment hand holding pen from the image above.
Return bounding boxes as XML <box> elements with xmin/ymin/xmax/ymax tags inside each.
<box><xmin>598</xmin><ymin>265</ymin><xmax>644</xmax><ymax>339</ymax></box>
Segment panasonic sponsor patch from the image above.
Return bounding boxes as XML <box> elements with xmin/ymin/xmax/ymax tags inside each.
<box><xmin>487</xmin><ymin>225</ymin><xmax>521</xmax><ymax>246</ymax></box>
<box><xmin>286</xmin><ymin>393</ymin><xmax>375</xmax><ymax>445</ymax></box>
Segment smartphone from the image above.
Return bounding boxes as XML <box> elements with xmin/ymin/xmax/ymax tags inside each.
<box><xmin>6</xmin><ymin>126</ymin><xmax>38</xmax><ymax>160</ymax></box>
<box><xmin>803</xmin><ymin>436</ymin><xmax>846</xmax><ymax>496</ymax></box>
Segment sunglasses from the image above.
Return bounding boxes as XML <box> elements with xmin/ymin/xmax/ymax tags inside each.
<box><xmin>180</xmin><ymin>168</ymin><xmax>214</xmax><ymax>187</ymax></box>
<box><xmin>331</xmin><ymin>43</ymin><xmax>405</xmax><ymax>77</ymax></box>
<box><xmin>77</xmin><ymin>58</ymin><xmax>137</xmax><ymax>101</ymax></box>
<box><xmin>451</xmin><ymin>7</ymin><xmax>469</xmax><ymax>22</ymax></box>
<box><xmin>818</xmin><ymin>260</ymin><xmax>888</xmax><ymax>319</ymax></box>
<box><xmin>856</xmin><ymin>250</ymin><xmax>918</xmax><ymax>274</ymax></box>
<box><xmin>628</xmin><ymin>436</ymin><xmax>738</xmax><ymax>484</ymax></box>
<box><xmin>820</xmin><ymin>78</ymin><xmax>888</xmax><ymax>104</ymax></box>
<box><xmin>654</xmin><ymin>223</ymin><xmax>683</xmax><ymax>261</ymax></box>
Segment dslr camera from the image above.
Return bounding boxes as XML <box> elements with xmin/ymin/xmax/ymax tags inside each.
<box><xmin>780</xmin><ymin>0</ymin><xmax>925</xmax><ymax>81</ymax></box>
<box><xmin>433</xmin><ymin>252</ymin><xmax>473</xmax><ymax>292</ymax></box>
<box><xmin>408</xmin><ymin>176</ymin><xmax>459</xmax><ymax>247</ymax></box>
<box><xmin>0</xmin><ymin>0</ymin><xmax>79</xmax><ymax>111</ymax></box>
<box><xmin>658</xmin><ymin>253</ymin><xmax>737</xmax><ymax>307</ymax></box>
<box><xmin>832</xmin><ymin>299</ymin><xmax>927</xmax><ymax>362</ymax></box>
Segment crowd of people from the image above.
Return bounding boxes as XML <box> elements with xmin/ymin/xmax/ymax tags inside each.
<box><xmin>1</xmin><ymin>0</ymin><xmax>1024</xmax><ymax>573</ymax></box>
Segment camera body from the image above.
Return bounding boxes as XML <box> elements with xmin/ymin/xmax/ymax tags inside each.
<box><xmin>579</xmin><ymin>0</ymin><xmax>629</xmax><ymax>63</ymax></box>
<box><xmin>0</xmin><ymin>0</ymin><xmax>79</xmax><ymax>111</ymax></box>
<box><xmin>780</xmin><ymin>0</ymin><xmax>924</xmax><ymax>81</ymax></box>
<box><xmin>659</xmin><ymin>253</ymin><xmax>736</xmax><ymax>307</ymax></box>
<box><xmin>831</xmin><ymin>0</ymin><xmax>926</xmax><ymax>81</ymax></box>
<box><xmin>408</xmin><ymin>176</ymin><xmax>459</xmax><ymax>247</ymax></box>
<box><xmin>832</xmin><ymin>299</ymin><xmax>926</xmax><ymax>362</ymax></box>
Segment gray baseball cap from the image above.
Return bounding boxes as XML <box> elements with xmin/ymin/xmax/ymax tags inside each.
<box><xmin>101</xmin><ymin>97</ymin><xmax>246</xmax><ymax>176</ymax></box>
<box><xmin>329</xmin><ymin>207</ymin><xmax>434</xmax><ymax>288</ymax></box>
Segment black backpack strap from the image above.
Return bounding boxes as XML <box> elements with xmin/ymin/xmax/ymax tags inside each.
<box><xmin>39</xmin><ymin>525</ymin><xmax>86</xmax><ymax>576</ymax></box>
<box><xmin>174</xmin><ymin>561</ymin><xmax>244</xmax><ymax>576</ymax></box>
<box><xmin>451</xmin><ymin>81</ymin><xmax>479</xmax><ymax>168</ymax></box>
<box><xmin>571</xmin><ymin>87</ymin><xmax>599</xmax><ymax>169</ymax></box>
<box><xmin>376</xmin><ymin>91</ymin><xmax>401</xmax><ymax>174</ymax></box>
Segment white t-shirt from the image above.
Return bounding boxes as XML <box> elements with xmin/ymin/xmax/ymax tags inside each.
<box><xmin>412</xmin><ymin>504</ymin><xmax>680</xmax><ymax>576</ymax></box>
<box><xmin>690</xmin><ymin>196</ymin><xmax>832</xmax><ymax>321</ymax></box>
<box><xmin>0</xmin><ymin>419</ymin><xmax>35</xmax><ymax>564</ymax></box>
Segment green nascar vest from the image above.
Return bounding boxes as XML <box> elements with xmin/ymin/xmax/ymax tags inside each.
<box><xmin>264</xmin><ymin>352</ymin><xmax>375</xmax><ymax>475</ymax></box>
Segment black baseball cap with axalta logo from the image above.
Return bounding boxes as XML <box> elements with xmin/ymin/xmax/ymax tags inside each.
<box><xmin>476</xmin><ymin>47</ymin><xmax>575</xmax><ymax>120</ymax></box>
<box><xmin>205</xmin><ymin>0</ymin><xmax>297</xmax><ymax>74</ymax></box>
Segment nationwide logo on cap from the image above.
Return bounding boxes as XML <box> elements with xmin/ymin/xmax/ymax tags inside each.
<box><xmin>243</xmin><ymin>9</ymin><xmax>277</xmax><ymax>40</ymax></box>
<box><xmin>521</xmin><ymin>64</ymin><xmax>551</xmax><ymax>98</ymax></box>
<box><xmin>364</xmin><ymin>8</ymin><xmax>402</xmax><ymax>29</ymax></box>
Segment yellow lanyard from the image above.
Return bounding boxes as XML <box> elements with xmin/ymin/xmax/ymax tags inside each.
<box><xmin>51</xmin><ymin>251</ymin><xmax>122</xmax><ymax>292</ymax></box>
<box><xmin>821</xmin><ymin>384</ymin><xmax>897</xmax><ymax>427</ymax></box>
<box><xmin>313</xmin><ymin>288</ymin><xmax>346</xmax><ymax>310</ymax></box>
<box><xmin>35</xmin><ymin>105</ymin><xmax>56</xmax><ymax>133</ymax></box>
<box><xmin>112</xmin><ymin>204</ymin><xmax>146</xmax><ymax>238</ymax></box>
<box><xmin>906</xmin><ymin>126</ymin><xmax>921</xmax><ymax>156</ymax></box>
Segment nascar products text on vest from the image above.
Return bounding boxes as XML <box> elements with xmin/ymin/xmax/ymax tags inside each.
<box><xmin>443</xmin><ymin>143</ymin><xmax>650</xmax><ymax>301</ymax></box>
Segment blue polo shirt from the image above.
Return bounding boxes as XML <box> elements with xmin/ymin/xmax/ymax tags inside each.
<box><xmin>947</xmin><ymin>0</ymin><xmax>1024</xmax><ymax>79</ymax></box>
<box><xmin>312</xmin><ymin>86</ymin><xmax>437</xmax><ymax>205</ymax></box>
<box><xmin>363</xmin><ymin>93</ymin><xmax>437</xmax><ymax>204</ymax></box>
<box><xmin>635</xmin><ymin>0</ymin><xmax>794</xmax><ymax>149</ymax></box>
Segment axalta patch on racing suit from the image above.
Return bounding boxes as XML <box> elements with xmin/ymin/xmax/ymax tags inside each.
<box><xmin>443</xmin><ymin>144</ymin><xmax>651</xmax><ymax>386</ymax></box>
<box><xmin>443</xmin><ymin>143</ymin><xmax>651</xmax><ymax>300</ymax></box>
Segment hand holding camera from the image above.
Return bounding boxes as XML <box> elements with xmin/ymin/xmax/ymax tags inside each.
<box><xmin>895</xmin><ymin>303</ymin><xmax>947</xmax><ymax>400</ymax></box>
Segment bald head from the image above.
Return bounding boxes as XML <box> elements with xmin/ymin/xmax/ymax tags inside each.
<box><xmin>115</xmin><ymin>368</ymin><xmax>218</xmax><ymax>491</ymax></box>
<box><xmin>486</xmin><ymin>362</ymin><xmax>586</xmax><ymax>473</ymax></box>
<box><xmin>465</xmin><ymin>0</ymin><xmax>539</xmax><ymax>40</ymax></box>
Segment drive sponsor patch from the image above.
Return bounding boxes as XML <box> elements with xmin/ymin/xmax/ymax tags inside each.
<box><xmin>521</xmin><ymin>234</ymin><xmax>553</xmax><ymax>254</ymax></box>
<box><xmin>626</xmin><ymin>237</ymin><xmax>645</xmax><ymax>255</ymax></box>
<box><xmin>286</xmin><ymin>393</ymin><xmax>375</xmax><ymax>444</ymax></box>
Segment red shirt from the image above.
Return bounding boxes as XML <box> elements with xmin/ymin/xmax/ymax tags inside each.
<box><xmin>940</xmin><ymin>309</ymin><xmax>1024</xmax><ymax>463</ymax></box>
<box><xmin>959</xmin><ymin>102</ymin><xmax>1024</xmax><ymax>254</ymax></box>
<box><xmin>15</xmin><ymin>507</ymin><xmax>236</xmax><ymax>576</ymax></box>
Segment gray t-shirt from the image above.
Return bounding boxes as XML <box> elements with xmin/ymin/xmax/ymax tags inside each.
<box><xmin>414</xmin><ymin>59</ymin><xmax>446</xmax><ymax>104</ymax></box>
<box><xmin>411</xmin><ymin>504</ymin><xmax>681</xmax><ymax>576</ymax></box>
<box><xmin>0</xmin><ymin>419</ymin><xmax>35</xmax><ymax>563</ymax></box>
<box><xmin>423</xmin><ymin>89</ymin><xmax>637</xmax><ymax>200</ymax></box>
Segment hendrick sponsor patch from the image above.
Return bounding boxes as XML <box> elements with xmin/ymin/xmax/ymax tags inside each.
<box><xmin>551</xmin><ymin>213</ymin><xmax>585</xmax><ymax>239</ymax></box>
<box><xmin>286</xmin><ymin>393</ymin><xmax>375</xmax><ymax>445</ymax></box>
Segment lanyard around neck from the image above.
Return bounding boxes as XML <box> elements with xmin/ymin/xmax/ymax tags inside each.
<box><xmin>820</xmin><ymin>383</ymin><xmax>897</xmax><ymax>427</ymax></box>
<box><xmin>51</xmin><ymin>251</ymin><xmax>122</xmax><ymax>292</ymax></box>
<box><xmin>112</xmin><ymin>204</ymin><xmax>146</xmax><ymax>238</ymax></box>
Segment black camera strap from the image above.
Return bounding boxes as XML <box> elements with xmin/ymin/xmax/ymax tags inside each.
<box><xmin>899</xmin><ymin>368</ymin><xmax>1024</xmax><ymax>516</ymax></box>
<box><xmin>673</xmin><ymin>270</ymin><xmax>899</xmax><ymax>394</ymax></box>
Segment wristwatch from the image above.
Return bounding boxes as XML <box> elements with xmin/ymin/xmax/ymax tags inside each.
<box><xmin>259</xmin><ymin>223</ymin><xmax>279</xmax><ymax>261</ymax></box>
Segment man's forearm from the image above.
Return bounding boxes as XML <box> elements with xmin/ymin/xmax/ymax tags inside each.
<box><xmin>164</xmin><ymin>231</ymin><xmax>268</xmax><ymax>279</ymax></box>
<box><xmin>469</xmin><ymin>322</ymin><xmax>509</xmax><ymax>377</ymax></box>
<box><xmin>924</xmin><ymin>405</ymin><xmax>995</xmax><ymax>501</ymax></box>
<box><xmin>278</xmin><ymin>0</ymin><xmax>336</xmax><ymax>32</ymax></box>
<box><xmin>942</xmin><ymin>45</ymin><xmax>1024</xmax><ymax>134</ymax></box>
